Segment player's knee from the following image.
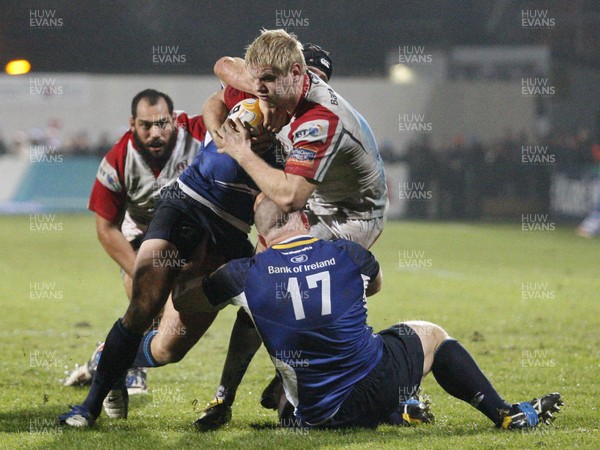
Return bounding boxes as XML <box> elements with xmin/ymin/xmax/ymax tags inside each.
<box><xmin>161</xmin><ymin>348</ymin><xmax>185</xmax><ymax>364</ymax></box>
<box><xmin>132</xmin><ymin>288</ymin><xmax>163</xmax><ymax>316</ymax></box>
<box><xmin>150</xmin><ymin>342</ymin><xmax>184</xmax><ymax>365</ymax></box>
<box><xmin>130</xmin><ymin>267</ymin><xmax>175</xmax><ymax>318</ymax></box>
<box><xmin>428</xmin><ymin>322</ymin><xmax>449</xmax><ymax>348</ymax></box>
<box><xmin>122</xmin><ymin>303</ymin><xmax>155</xmax><ymax>334</ymax></box>
<box><xmin>123</xmin><ymin>288</ymin><xmax>166</xmax><ymax>332</ymax></box>
<box><xmin>403</xmin><ymin>320</ymin><xmax>448</xmax><ymax>348</ymax></box>
<box><xmin>131</xmin><ymin>266</ymin><xmax>159</xmax><ymax>302</ymax></box>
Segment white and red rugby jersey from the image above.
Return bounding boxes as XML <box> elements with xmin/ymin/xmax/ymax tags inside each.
<box><xmin>224</xmin><ymin>73</ymin><xmax>387</xmax><ymax>220</ymax></box>
<box><xmin>88</xmin><ymin>112</ymin><xmax>205</xmax><ymax>241</ymax></box>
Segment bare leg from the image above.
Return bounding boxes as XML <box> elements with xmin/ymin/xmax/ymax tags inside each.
<box><xmin>123</xmin><ymin>272</ymin><xmax>133</xmax><ymax>301</ymax></box>
<box><xmin>147</xmin><ymin>235</ymin><xmax>224</xmax><ymax>365</ymax></box>
<box><xmin>122</xmin><ymin>239</ymin><xmax>180</xmax><ymax>333</ymax></box>
<box><xmin>401</xmin><ymin>320</ymin><xmax>448</xmax><ymax>377</ymax></box>
<box><xmin>149</xmin><ymin>298</ymin><xmax>217</xmax><ymax>365</ymax></box>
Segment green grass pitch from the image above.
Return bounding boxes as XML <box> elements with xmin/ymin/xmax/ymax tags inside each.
<box><xmin>1</xmin><ymin>214</ymin><xmax>599</xmax><ymax>449</ymax></box>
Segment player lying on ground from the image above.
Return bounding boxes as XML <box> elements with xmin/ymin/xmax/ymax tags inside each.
<box><xmin>62</xmin><ymin>89</ymin><xmax>209</xmax><ymax>416</ymax></box>
<box><xmin>57</xmin><ymin>98</ymin><xmax>283</xmax><ymax>427</ymax></box>
<box><xmin>195</xmin><ymin>198</ymin><xmax>562</xmax><ymax>430</ymax></box>
<box><xmin>195</xmin><ymin>31</ymin><xmax>389</xmax><ymax>428</ymax></box>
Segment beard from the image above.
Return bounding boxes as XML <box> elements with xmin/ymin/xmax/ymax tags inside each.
<box><xmin>133</xmin><ymin>128</ymin><xmax>178</xmax><ymax>168</ymax></box>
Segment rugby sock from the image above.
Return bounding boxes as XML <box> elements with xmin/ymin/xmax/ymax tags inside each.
<box><xmin>216</xmin><ymin>308</ymin><xmax>262</xmax><ymax>406</ymax></box>
<box><xmin>132</xmin><ymin>330</ymin><xmax>161</xmax><ymax>367</ymax></box>
<box><xmin>112</xmin><ymin>372</ymin><xmax>127</xmax><ymax>390</ymax></box>
<box><xmin>431</xmin><ymin>339</ymin><xmax>512</xmax><ymax>424</ymax></box>
<box><xmin>82</xmin><ymin>319</ymin><xmax>142</xmax><ymax>418</ymax></box>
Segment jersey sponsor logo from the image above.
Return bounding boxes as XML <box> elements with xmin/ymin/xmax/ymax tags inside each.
<box><xmin>302</xmin><ymin>257</ymin><xmax>336</xmax><ymax>272</ymax></box>
<box><xmin>97</xmin><ymin>158</ymin><xmax>122</xmax><ymax>192</ymax></box>
<box><xmin>294</xmin><ymin>124</ymin><xmax>322</xmax><ymax>140</ymax></box>
<box><xmin>288</xmin><ymin>147</ymin><xmax>316</xmax><ymax>168</ymax></box>
<box><xmin>293</xmin><ymin>120</ymin><xmax>328</xmax><ymax>143</ymax></box>
<box><xmin>268</xmin><ymin>265</ymin><xmax>293</xmax><ymax>274</ymax></box>
<box><xmin>281</xmin><ymin>246</ymin><xmax>313</xmax><ymax>256</ymax></box>
<box><xmin>327</xmin><ymin>88</ymin><xmax>339</xmax><ymax>105</ymax></box>
<box><xmin>290</xmin><ymin>254</ymin><xmax>308</xmax><ymax>263</ymax></box>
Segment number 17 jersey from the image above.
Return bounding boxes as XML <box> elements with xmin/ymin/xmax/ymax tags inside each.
<box><xmin>204</xmin><ymin>236</ymin><xmax>383</xmax><ymax>425</ymax></box>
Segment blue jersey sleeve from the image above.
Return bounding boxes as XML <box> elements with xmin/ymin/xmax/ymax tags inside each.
<box><xmin>203</xmin><ymin>258</ymin><xmax>252</xmax><ymax>307</ymax></box>
<box><xmin>332</xmin><ymin>239</ymin><xmax>380</xmax><ymax>280</ymax></box>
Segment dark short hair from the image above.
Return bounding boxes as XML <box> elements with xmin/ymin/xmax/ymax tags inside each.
<box><xmin>131</xmin><ymin>89</ymin><xmax>174</xmax><ymax>118</ymax></box>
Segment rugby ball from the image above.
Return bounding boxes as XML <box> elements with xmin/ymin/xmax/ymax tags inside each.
<box><xmin>228</xmin><ymin>98</ymin><xmax>264</xmax><ymax>136</ymax></box>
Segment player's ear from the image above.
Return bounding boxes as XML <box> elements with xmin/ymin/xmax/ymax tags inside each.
<box><xmin>258</xmin><ymin>234</ymin><xmax>267</xmax><ymax>248</ymax></box>
<box><xmin>129</xmin><ymin>116</ymin><xmax>135</xmax><ymax>133</ymax></box>
<box><xmin>254</xmin><ymin>193</ymin><xmax>266</xmax><ymax>212</ymax></box>
<box><xmin>300</xmin><ymin>212</ymin><xmax>310</xmax><ymax>231</ymax></box>
<box><xmin>291</xmin><ymin>62</ymin><xmax>303</xmax><ymax>79</ymax></box>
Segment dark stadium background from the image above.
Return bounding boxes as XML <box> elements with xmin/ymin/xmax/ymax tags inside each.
<box><xmin>3</xmin><ymin>0</ymin><xmax>599</xmax><ymax>75</ymax></box>
<box><xmin>1</xmin><ymin>0</ymin><xmax>599</xmax><ymax>224</ymax></box>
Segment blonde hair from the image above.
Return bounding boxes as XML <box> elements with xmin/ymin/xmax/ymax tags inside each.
<box><xmin>245</xmin><ymin>29</ymin><xmax>306</xmax><ymax>75</ymax></box>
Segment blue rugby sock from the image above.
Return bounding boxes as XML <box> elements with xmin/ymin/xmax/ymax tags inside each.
<box><xmin>132</xmin><ymin>330</ymin><xmax>162</xmax><ymax>368</ymax></box>
<box><xmin>82</xmin><ymin>319</ymin><xmax>142</xmax><ymax>418</ymax></box>
<box><xmin>431</xmin><ymin>339</ymin><xmax>512</xmax><ymax>424</ymax></box>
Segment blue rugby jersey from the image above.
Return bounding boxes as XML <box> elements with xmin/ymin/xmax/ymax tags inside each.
<box><xmin>204</xmin><ymin>236</ymin><xmax>383</xmax><ymax>424</ymax></box>
<box><xmin>177</xmin><ymin>136</ymin><xmax>280</xmax><ymax>233</ymax></box>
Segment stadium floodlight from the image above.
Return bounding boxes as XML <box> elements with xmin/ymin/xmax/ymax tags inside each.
<box><xmin>389</xmin><ymin>64</ymin><xmax>415</xmax><ymax>84</ymax></box>
<box><xmin>5</xmin><ymin>59</ymin><xmax>31</xmax><ymax>75</ymax></box>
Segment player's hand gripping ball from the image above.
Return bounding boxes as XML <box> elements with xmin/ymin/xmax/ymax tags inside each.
<box><xmin>228</xmin><ymin>98</ymin><xmax>264</xmax><ymax>136</ymax></box>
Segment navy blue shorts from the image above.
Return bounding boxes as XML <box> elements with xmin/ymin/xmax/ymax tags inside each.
<box><xmin>312</xmin><ymin>323</ymin><xmax>424</xmax><ymax>429</ymax></box>
<box><xmin>143</xmin><ymin>183</ymin><xmax>254</xmax><ymax>262</ymax></box>
<box><xmin>129</xmin><ymin>235</ymin><xmax>144</xmax><ymax>251</ymax></box>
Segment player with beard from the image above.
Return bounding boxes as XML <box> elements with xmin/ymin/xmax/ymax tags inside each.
<box><xmin>88</xmin><ymin>89</ymin><xmax>197</xmax><ymax>301</ymax></box>
<box><xmin>62</xmin><ymin>89</ymin><xmax>207</xmax><ymax>417</ymax></box>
